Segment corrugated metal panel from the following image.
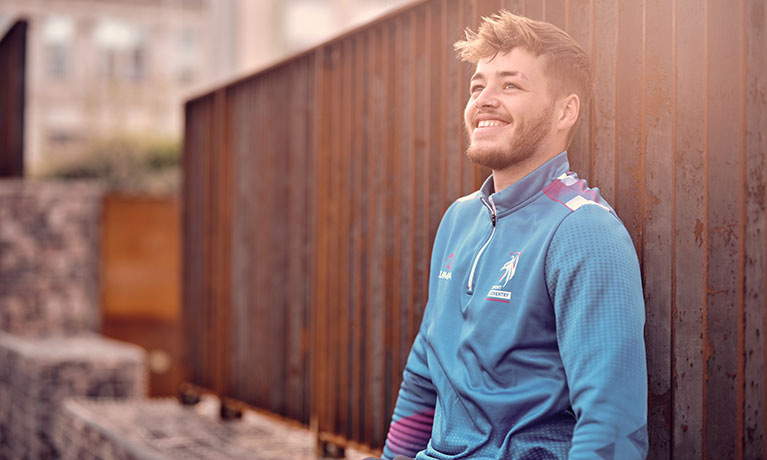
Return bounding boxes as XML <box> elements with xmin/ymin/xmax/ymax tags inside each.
<box><xmin>182</xmin><ymin>0</ymin><xmax>767</xmax><ymax>456</ymax></box>
<box><xmin>0</xmin><ymin>20</ymin><xmax>26</xmax><ymax>177</ymax></box>
<box><xmin>183</xmin><ymin>90</ymin><xmax>233</xmax><ymax>396</ymax></box>
<box><xmin>184</xmin><ymin>57</ymin><xmax>316</xmax><ymax>423</ymax></box>
<box><xmin>225</xmin><ymin>57</ymin><xmax>315</xmax><ymax>422</ymax></box>
<box><xmin>310</xmin><ymin>2</ymin><xmax>497</xmax><ymax>447</ymax></box>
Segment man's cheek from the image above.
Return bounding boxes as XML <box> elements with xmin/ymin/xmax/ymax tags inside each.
<box><xmin>464</xmin><ymin>120</ymin><xmax>474</xmax><ymax>140</ymax></box>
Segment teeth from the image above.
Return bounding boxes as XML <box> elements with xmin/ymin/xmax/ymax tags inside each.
<box><xmin>477</xmin><ymin>120</ymin><xmax>506</xmax><ymax>128</ymax></box>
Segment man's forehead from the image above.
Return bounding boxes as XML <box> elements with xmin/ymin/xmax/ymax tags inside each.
<box><xmin>471</xmin><ymin>49</ymin><xmax>546</xmax><ymax>81</ymax></box>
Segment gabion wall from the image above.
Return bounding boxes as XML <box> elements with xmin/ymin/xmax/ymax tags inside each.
<box><xmin>0</xmin><ymin>180</ymin><xmax>103</xmax><ymax>336</ymax></box>
<box><xmin>0</xmin><ymin>179</ymin><xmax>149</xmax><ymax>459</ymax></box>
<box><xmin>0</xmin><ymin>333</ymin><xmax>147</xmax><ymax>459</ymax></box>
<box><xmin>52</xmin><ymin>396</ymin><xmax>358</xmax><ymax>460</ymax></box>
<box><xmin>54</xmin><ymin>399</ymin><xmax>169</xmax><ymax>460</ymax></box>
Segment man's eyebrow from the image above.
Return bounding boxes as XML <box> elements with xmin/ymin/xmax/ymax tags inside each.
<box><xmin>470</xmin><ymin>70</ymin><xmax>528</xmax><ymax>81</ymax></box>
<box><xmin>499</xmin><ymin>70</ymin><xmax>528</xmax><ymax>80</ymax></box>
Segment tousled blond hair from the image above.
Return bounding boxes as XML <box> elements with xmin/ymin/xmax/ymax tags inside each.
<box><xmin>455</xmin><ymin>10</ymin><xmax>593</xmax><ymax>117</ymax></box>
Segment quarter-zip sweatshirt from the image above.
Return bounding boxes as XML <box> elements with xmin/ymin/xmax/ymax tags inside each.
<box><xmin>382</xmin><ymin>152</ymin><xmax>648</xmax><ymax>460</ymax></box>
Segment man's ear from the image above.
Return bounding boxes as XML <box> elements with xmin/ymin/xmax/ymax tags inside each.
<box><xmin>557</xmin><ymin>94</ymin><xmax>580</xmax><ymax>131</ymax></box>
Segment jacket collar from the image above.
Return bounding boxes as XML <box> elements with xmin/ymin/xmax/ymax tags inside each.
<box><xmin>479</xmin><ymin>151</ymin><xmax>570</xmax><ymax>216</ymax></box>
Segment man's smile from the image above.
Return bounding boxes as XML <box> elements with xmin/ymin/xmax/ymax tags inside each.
<box><xmin>476</xmin><ymin>119</ymin><xmax>509</xmax><ymax>129</ymax></box>
<box><xmin>472</xmin><ymin>114</ymin><xmax>511</xmax><ymax>133</ymax></box>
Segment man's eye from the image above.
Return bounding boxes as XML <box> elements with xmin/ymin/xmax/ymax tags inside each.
<box><xmin>504</xmin><ymin>82</ymin><xmax>519</xmax><ymax>90</ymax></box>
<box><xmin>471</xmin><ymin>85</ymin><xmax>484</xmax><ymax>94</ymax></box>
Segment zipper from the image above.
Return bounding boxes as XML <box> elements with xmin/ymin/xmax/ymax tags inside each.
<box><xmin>467</xmin><ymin>196</ymin><xmax>497</xmax><ymax>294</ymax></box>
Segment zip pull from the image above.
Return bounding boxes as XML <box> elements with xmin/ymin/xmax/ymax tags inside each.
<box><xmin>467</xmin><ymin>196</ymin><xmax>498</xmax><ymax>294</ymax></box>
<box><xmin>488</xmin><ymin>195</ymin><xmax>497</xmax><ymax>227</ymax></box>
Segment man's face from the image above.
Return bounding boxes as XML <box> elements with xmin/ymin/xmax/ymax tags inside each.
<box><xmin>463</xmin><ymin>48</ymin><xmax>558</xmax><ymax>172</ymax></box>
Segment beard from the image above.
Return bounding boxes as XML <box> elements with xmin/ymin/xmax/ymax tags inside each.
<box><xmin>465</xmin><ymin>102</ymin><xmax>555</xmax><ymax>171</ymax></box>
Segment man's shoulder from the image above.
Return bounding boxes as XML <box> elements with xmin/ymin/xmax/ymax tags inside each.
<box><xmin>433</xmin><ymin>190</ymin><xmax>484</xmax><ymax>235</ymax></box>
<box><xmin>455</xmin><ymin>190</ymin><xmax>481</xmax><ymax>203</ymax></box>
<box><xmin>444</xmin><ymin>190</ymin><xmax>483</xmax><ymax>217</ymax></box>
<box><xmin>540</xmin><ymin>171</ymin><xmax>630</xmax><ymax>248</ymax></box>
<box><xmin>547</xmin><ymin>192</ymin><xmax>635</xmax><ymax>260</ymax></box>
<box><xmin>541</xmin><ymin>171</ymin><xmax>615</xmax><ymax>215</ymax></box>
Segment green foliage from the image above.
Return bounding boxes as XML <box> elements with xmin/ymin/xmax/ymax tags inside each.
<box><xmin>40</xmin><ymin>135</ymin><xmax>181</xmax><ymax>196</ymax></box>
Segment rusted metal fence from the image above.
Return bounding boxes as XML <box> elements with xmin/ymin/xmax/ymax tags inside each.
<box><xmin>182</xmin><ymin>0</ymin><xmax>767</xmax><ymax>458</ymax></box>
<box><xmin>183</xmin><ymin>56</ymin><xmax>317</xmax><ymax>423</ymax></box>
<box><xmin>0</xmin><ymin>20</ymin><xmax>26</xmax><ymax>177</ymax></box>
<box><xmin>100</xmin><ymin>194</ymin><xmax>182</xmax><ymax>397</ymax></box>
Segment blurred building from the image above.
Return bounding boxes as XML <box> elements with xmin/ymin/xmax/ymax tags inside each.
<box><xmin>0</xmin><ymin>0</ymin><xmax>411</xmax><ymax>175</ymax></box>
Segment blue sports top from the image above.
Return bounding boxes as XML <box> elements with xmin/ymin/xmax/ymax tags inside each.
<box><xmin>382</xmin><ymin>152</ymin><xmax>648</xmax><ymax>460</ymax></box>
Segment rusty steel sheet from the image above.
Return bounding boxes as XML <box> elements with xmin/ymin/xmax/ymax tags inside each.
<box><xmin>744</xmin><ymin>3</ymin><xmax>767</xmax><ymax>460</ymax></box>
<box><xmin>0</xmin><ymin>20</ymin><xmax>26</xmax><ymax>177</ymax></box>
<box><xmin>182</xmin><ymin>0</ymin><xmax>767</xmax><ymax>457</ymax></box>
<box><xmin>643</xmin><ymin>0</ymin><xmax>674</xmax><ymax>457</ymax></box>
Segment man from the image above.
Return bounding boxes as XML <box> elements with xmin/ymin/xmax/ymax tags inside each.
<box><xmin>366</xmin><ymin>10</ymin><xmax>648</xmax><ymax>460</ymax></box>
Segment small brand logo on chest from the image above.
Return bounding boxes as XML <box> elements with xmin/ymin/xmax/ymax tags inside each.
<box><xmin>438</xmin><ymin>253</ymin><xmax>454</xmax><ymax>280</ymax></box>
<box><xmin>486</xmin><ymin>252</ymin><xmax>521</xmax><ymax>303</ymax></box>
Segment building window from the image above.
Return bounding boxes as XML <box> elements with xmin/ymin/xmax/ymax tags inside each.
<box><xmin>43</xmin><ymin>16</ymin><xmax>74</xmax><ymax>80</ymax></box>
<box><xmin>47</xmin><ymin>129</ymin><xmax>79</xmax><ymax>146</ymax></box>
<box><xmin>129</xmin><ymin>45</ymin><xmax>146</xmax><ymax>82</ymax></box>
<box><xmin>94</xmin><ymin>19</ymin><xmax>147</xmax><ymax>83</ymax></box>
<box><xmin>101</xmin><ymin>48</ymin><xmax>117</xmax><ymax>80</ymax></box>
<box><xmin>176</xmin><ymin>29</ymin><xmax>198</xmax><ymax>84</ymax></box>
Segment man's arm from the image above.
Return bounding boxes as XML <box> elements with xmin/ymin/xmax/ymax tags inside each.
<box><xmin>545</xmin><ymin>204</ymin><xmax>648</xmax><ymax>460</ymax></box>
<box><xmin>381</xmin><ymin>200</ymin><xmax>466</xmax><ymax>460</ymax></box>
<box><xmin>381</xmin><ymin>326</ymin><xmax>437</xmax><ymax>460</ymax></box>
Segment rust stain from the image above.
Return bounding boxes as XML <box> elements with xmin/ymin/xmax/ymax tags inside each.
<box><xmin>645</xmin><ymin>55</ymin><xmax>671</xmax><ymax>122</ymax></box>
<box><xmin>703</xmin><ymin>335</ymin><xmax>716</xmax><ymax>379</ymax></box>
<box><xmin>712</xmin><ymin>224</ymin><xmax>737</xmax><ymax>247</ymax></box>
<box><xmin>630</xmin><ymin>159</ymin><xmax>644</xmax><ymax>192</ymax></box>
<box><xmin>648</xmin><ymin>389</ymin><xmax>672</xmax><ymax>429</ymax></box>
<box><xmin>750</xmin><ymin>1</ymin><xmax>764</xmax><ymax>28</ymax></box>
<box><xmin>694</xmin><ymin>218</ymin><xmax>704</xmax><ymax>247</ymax></box>
<box><xmin>706</xmin><ymin>287</ymin><xmax>728</xmax><ymax>296</ymax></box>
<box><xmin>746</xmin><ymin>180</ymin><xmax>765</xmax><ymax>209</ymax></box>
<box><xmin>644</xmin><ymin>192</ymin><xmax>662</xmax><ymax>216</ymax></box>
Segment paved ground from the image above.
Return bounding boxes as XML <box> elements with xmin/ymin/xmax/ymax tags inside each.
<box><xmin>63</xmin><ymin>395</ymin><xmax>375</xmax><ymax>460</ymax></box>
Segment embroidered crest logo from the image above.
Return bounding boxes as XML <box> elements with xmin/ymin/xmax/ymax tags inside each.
<box><xmin>486</xmin><ymin>252</ymin><xmax>522</xmax><ymax>303</ymax></box>
<box><xmin>498</xmin><ymin>252</ymin><xmax>521</xmax><ymax>287</ymax></box>
<box><xmin>438</xmin><ymin>253</ymin><xmax>454</xmax><ymax>280</ymax></box>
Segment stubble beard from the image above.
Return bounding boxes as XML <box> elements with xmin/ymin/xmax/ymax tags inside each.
<box><xmin>465</xmin><ymin>103</ymin><xmax>555</xmax><ymax>172</ymax></box>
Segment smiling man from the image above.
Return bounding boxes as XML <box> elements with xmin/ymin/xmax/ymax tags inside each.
<box><xmin>371</xmin><ymin>10</ymin><xmax>648</xmax><ymax>460</ymax></box>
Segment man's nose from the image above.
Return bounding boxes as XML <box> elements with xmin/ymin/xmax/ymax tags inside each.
<box><xmin>474</xmin><ymin>88</ymin><xmax>499</xmax><ymax>109</ymax></box>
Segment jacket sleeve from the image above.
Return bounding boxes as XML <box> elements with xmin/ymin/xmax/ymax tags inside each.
<box><xmin>381</xmin><ymin>200</ymin><xmax>465</xmax><ymax>460</ymax></box>
<box><xmin>544</xmin><ymin>205</ymin><xmax>649</xmax><ymax>460</ymax></box>
<box><xmin>381</xmin><ymin>324</ymin><xmax>437</xmax><ymax>460</ymax></box>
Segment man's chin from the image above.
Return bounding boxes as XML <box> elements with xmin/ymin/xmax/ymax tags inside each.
<box><xmin>466</xmin><ymin>146</ymin><xmax>515</xmax><ymax>171</ymax></box>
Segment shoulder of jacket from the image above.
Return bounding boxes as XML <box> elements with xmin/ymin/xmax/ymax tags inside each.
<box><xmin>455</xmin><ymin>190</ymin><xmax>480</xmax><ymax>203</ymax></box>
<box><xmin>542</xmin><ymin>172</ymin><xmax>612</xmax><ymax>213</ymax></box>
